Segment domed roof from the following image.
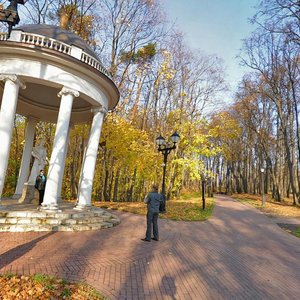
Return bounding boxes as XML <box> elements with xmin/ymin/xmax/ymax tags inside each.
<box><xmin>15</xmin><ymin>24</ymin><xmax>100</xmax><ymax>61</ymax></box>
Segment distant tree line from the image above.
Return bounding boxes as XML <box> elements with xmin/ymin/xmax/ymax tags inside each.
<box><xmin>212</xmin><ymin>0</ymin><xmax>300</xmax><ymax>204</ymax></box>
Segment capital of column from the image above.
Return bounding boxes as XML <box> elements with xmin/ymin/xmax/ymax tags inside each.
<box><xmin>91</xmin><ymin>106</ymin><xmax>108</xmax><ymax>115</ymax></box>
<box><xmin>58</xmin><ymin>86</ymin><xmax>80</xmax><ymax>98</ymax></box>
<box><xmin>0</xmin><ymin>74</ymin><xmax>26</xmax><ymax>89</ymax></box>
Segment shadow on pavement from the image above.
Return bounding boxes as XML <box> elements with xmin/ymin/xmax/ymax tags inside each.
<box><xmin>0</xmin><ymin>232</ymin><xmax>55</xmax><ymax>270</ymax></box>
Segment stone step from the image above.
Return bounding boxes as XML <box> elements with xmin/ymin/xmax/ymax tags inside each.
<box><xmin>0</xmin><ymin>206</ymin><xmax>120</xmax><ymax>232</ymax></box>
<box><xmin>4</xmin><ymin>210</ymin><xmax>107</xmax><ymax>219</ymax></box>
<box><xmin>0</xmin><ymin>215</ymin><xmax>113</xmax><ymax>225</ymax></box>
<box><xmin>0</xmin><ymin>221</ymin><xmax>116</xmax><ymax>232</ymax></box>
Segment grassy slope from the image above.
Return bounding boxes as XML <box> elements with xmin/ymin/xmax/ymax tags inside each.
<box><xmin>94</xmin><ymin>192</ymin><xmax>214</xmax><ymax>221</ymax></box>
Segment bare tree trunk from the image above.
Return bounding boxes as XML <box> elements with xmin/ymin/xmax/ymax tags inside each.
<box><xmin>127</xmin><ymin>167</ymin><xmax>137</xmax><ymax>202</ymax></box>
<box><xmin>113</xmin><ymin>168</ymin><xmax>121</xmax><ymax>202</ymax></box>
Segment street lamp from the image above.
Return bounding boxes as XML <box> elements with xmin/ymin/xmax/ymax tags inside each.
<box><xmin>261</xmin><ymin>168</ymin><xmax>265</xmax><ymax>206</ymax></box>
<box><xmin>201</xmin><ymin>175</ymin><xmax>206</xmax><ymax>210</ymax></box>
<box><xmin>156</xmin><ymin>131</ymin><xmax>180</xmax><ymax>212</ymax></box>
<box><xmin>0</xmin><ymin>0</ymin><xmax>27</xmax><ymax>38</ymax></box>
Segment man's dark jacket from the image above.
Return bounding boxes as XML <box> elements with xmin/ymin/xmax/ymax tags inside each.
<box><xmin>35</xmin><ymin>175</ymin><xmax>46</xmax><ymax>190</ymax></box>
<box><xmin>144</xmin><ymin>192</ymin><xmax>163</xmax><ymax>213</ymax></box>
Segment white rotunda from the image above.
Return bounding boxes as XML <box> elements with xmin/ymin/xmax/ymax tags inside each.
<box><xmin>0</xmin><ymin>24</ymin><xmax>119</xmax><ymax>211</ymax></box>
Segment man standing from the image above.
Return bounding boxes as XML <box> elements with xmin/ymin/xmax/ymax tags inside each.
<box><xmin>141</xmin><ymin>184</ymin><xmax>164</xmax><ymax>242</ymax></box>
<box><xmin>35</xmin><ymin>169</ymin><xmax>47</xmax><ymax>205</ymax></box>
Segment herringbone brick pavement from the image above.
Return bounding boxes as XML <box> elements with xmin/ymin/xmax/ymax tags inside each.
<box><xmin>1</xmin><ymin>195</ymin><xmax>300</xmax><ymax>299</ymax></box>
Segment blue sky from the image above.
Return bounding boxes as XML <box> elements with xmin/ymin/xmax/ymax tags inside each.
<box><xmin>163</xmin><ymin>0</ymin><xmax>260</xmax><ymax>96</ymax></box>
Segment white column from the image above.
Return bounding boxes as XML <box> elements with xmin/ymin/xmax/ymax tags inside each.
<box><xmin>0</xmin><ymin>74</ymin><xmax>25</xmax><ymax>200</ymax></box>
<box><xmin>42</xmin><ymin>87</ymin><xmax>79</xmax><ymax>210</ymax></box>
<box><xmin>76</xmin><ymin>106</ymin><xmax>107</xmax><ymax>210</ymax></box>
<box><xmin>13</xmin><ymin>116</ymin><xmax>38</xmax><ymax>198</ymax></box>
<box><xmin>57</xmin><ymin>124</ymin><xmax>72</xmax><ymax>202</ymax></box>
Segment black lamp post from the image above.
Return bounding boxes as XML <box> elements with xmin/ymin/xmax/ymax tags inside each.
<box><xmin>0</xmin><ymin>0</ymin><xmax>27</xmax><ymax>38</ymax></box>
<box><xmin>261</xmin><ymin>168</ymin><xmax>265</xmax><ymax>206</ymax></box>
<box><xmin>156</xmin><ymin>131</ymin><xmax>180</xmax><ymax>212</ymax></box>
<box><xmin>201</xmin><ymin>175</ymin><xmax>206</xmax><ymax>210</ymax></box>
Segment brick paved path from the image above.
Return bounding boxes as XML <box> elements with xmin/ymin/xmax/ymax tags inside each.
<box><xmin>1</xmin><ymin>194</ymin><xmax>300</xmax><ymax>299</ymax></box>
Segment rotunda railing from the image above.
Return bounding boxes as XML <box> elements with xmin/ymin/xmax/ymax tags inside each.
<box><xmin>21</xmin><ymin>32</ymin><xmax>71</xmax><ymax>54</ymax></box>
<box><xmin>0</xmin><ymin>31</ymin><xmax>112</xmax><ymax>79</ymax></box>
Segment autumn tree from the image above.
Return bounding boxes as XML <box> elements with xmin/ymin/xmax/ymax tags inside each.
<box><xmin>3</xmin><ymin>0</ymin><xmax>228</xmax><ymax>201</ymax></box>
<box><xmin>253</xmin><ymin>0</ymin><xmax>300</xmax><ymax>45</ymax></box>
<box><xmin>94</xmin><ymin>0</ymin><xmax>166</xmax><ymax>81</ymax></box>
<box><xmin>239</xmin><ymin>0</ymin><xmax>300</xmax><ymax>204</ymax></box>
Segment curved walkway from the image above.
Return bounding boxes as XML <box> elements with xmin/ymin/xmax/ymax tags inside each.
<box><xmin>1</xmin><ymin>195</ymin><xmax>300</xmax><ymax>299</ymax></box>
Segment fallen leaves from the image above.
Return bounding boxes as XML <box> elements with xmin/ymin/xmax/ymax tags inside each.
<box><xmin>0</xmin><ymin>274</ymin><xmax>105</xmax><ymax>300</ymax></box>
<box><xmin>232</xmin><ymin>193</ymin><xmax>300</xmax><ymax>218</ymax></box>
<box><xmin>94</xmin><ymin>193</ymin><xmax>214</xmax><ymax>221</ymax></box>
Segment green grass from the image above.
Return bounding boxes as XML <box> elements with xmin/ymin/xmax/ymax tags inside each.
<box><xmin>293</xmin><ymin>227</ymin><xmax>300</xmax><ymax>238</ymax></box>
<box><xmin>179</xmin><ymin>191</ymin><xmax>202</xmax><ymax>200</ymax></box>
<box><xmin>61</xmin><ymin>288</ymin><xmax>72</xmax><ymax>297</ymax></box>
<box><xmin>2</xmin><ymin>272</ymin><xmax>15</xmax><ymax>279</ymax></box>
<box><xmin>32</xmin><ymin>273</ymin><xmax>53</xmax><ymax>285</ymax></box>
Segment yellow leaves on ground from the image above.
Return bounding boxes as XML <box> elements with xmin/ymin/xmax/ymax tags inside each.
<box><xmin>0</xmin><ymin>275</ymin><xmax>50</xmax><ymax>300</ymax></box>
<box><xmin>0</xmin><ymin>274</ymin><xmax>104</xmax><ymax>300</ymax></box>
<box><xmin>232</xmin><ymin>193</ymin><xmax>300</xmax><ymax>218</ymax></box>
<box><xmin>95</xmin><ymin>194</ymin><xmax>214</xmax><ymax>222</ymax></box>
<box><xmin>95</xmin><ymin>201</ymin><xmax>147</xmax><ymax>215</ymax></box>
<box><xmin>160</xmin><ymin>198</ymin><xmax>214</xmax><ymax>221</ymax></box>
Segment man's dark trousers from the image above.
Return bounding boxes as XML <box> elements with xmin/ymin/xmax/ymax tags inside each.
<box><xmin>146</xmin><ymin>211</ymin><xmax>159</xmax><ymax>240</ymax></box>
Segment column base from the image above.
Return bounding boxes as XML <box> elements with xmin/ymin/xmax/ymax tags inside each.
<box><xmin>74</xmin><ymin>203</ymin><xmax>92</xmax><ymax>211</ymax></box>
<box><xmin>57</xmin><ymin>196</ymin><xmax>63</xmax><ymax>203</ymax></box>
<box><xmin>40</xmin><ymin>203</ymin><xmax>61</xmax><ymax>212</ymax></box>
<box><xmin>12</xmin><ymin>194</ymin><xmax>21</xmax><ymax>200</ymax></box>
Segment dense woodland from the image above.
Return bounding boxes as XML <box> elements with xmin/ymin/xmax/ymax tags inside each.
<box><xmin>1</xmin><ymin>0</ymin><xmax>300</xmax><ymax>205</ymax></box>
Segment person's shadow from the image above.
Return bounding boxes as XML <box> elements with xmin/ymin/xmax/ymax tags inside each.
<box><xmin>161</xmin><ymin>275</ymin><xmax>177</xmax><ymax>300</ymax></box>
<box><xmin>0</xmin><ymin>232</ymin><xmax>54</xmax><ymax>269</ymax></box>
